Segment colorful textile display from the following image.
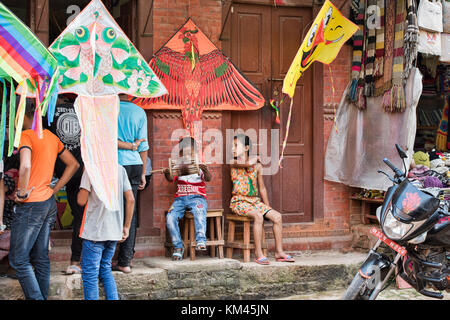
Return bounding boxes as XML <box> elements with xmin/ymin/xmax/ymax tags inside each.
<box><xmin>0</xmin><ymin>2</ymin><xmax>59</xmax><ymax>159</ymax></box>
<box><xmin>436</xmin><ymin>95</ymin><xmax>449</xmax><ymax>151</ymax></box>
<box><xmin>375</xmin><ymin>0</ymin><xmax>396</xmax><ymax>96</ymax></box>
<box><xmin>374</xmin><ymin>0</ymin><xmax>385</xmax><ymax>78</ymax></box>
<box><xmin>134</xmin><ymin>18</ymin><xmax>264</xmax><ymax>139</ymax></box>
<box><xmin>364</xmin><ymin>0</ymin><xmax>377</xmax><ymax>97</ymax></box>
<box><xmin>403</xmin><ymin>0</ymin><xmax>419</xmax><ymax>83</ymax></box>
<box><xmin>348</xmin><ymin>0</ymin><xmax>366</xmax><ymax>105</ymax></box>
<box><xmin>49</xmin><ymin>0</ymin><xmax>167</xmax><ymax>210</ymax></box>
<box><xmin>382</xmin><ymin>0</ymin><xmax>406</xmax><ymax>113</ymax></box>
<box><xmin>281</xmin><ymin>0</ymin><xmax>358</xmax><ymax>166</ymax></box>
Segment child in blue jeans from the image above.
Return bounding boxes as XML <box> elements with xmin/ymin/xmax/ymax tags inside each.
<box><xmin>77</xmin><ymin>165</ymin><xmax>134</xmax><ymax>300</ymax></box>
<box><xmin>164</xmin><ymin>137</ymin><xmax>211</xmax><ymax>261</ymax></box>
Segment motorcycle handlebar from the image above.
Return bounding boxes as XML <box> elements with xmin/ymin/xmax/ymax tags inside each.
<box><xmin>383</xmin><ymin>158</ymin><xmax>404</xmax><ymax>178</ymax></box>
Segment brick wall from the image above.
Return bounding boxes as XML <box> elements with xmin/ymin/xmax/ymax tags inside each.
<box><xmin>150</xmin><ymin>0</ymin><xmax>224</xmax><ymax>236</ymax></box>
<box><xmin>149</xmin><ymin>0</ymin><xmax>355</xmax><ymax>251</ymax></box>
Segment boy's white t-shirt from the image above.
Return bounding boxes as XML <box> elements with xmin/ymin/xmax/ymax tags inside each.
<box><xmin>79</xmin><ymin>165</ymin><xmax>132</xmax><ymax>242</ymax></box>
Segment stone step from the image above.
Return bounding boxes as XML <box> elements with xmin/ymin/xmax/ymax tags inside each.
<box><xmin>0</xmin><ymin>250</ymin><xmax>366</xmax><ymax>300</ymax></box>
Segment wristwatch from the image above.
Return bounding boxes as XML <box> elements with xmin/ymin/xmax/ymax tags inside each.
<box><xmin>0</xmin><ymin>225</ymin><xmax>6</xmax><ymax>232</ymax></box>
<box><xmin>16</xmin><ymin>190</ymin><xmax>28</xmax><ymax>200</ymax></box>
<box><xmin>132</xmin><ymin>142</ymin><xmax>137</xmax><ymax>151</ymax></box>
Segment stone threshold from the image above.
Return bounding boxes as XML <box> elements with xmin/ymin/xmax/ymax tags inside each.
<box><xmin>0</xmin><ymin>251</ymin><xmax>367</xmax><ymax>300</ymax></box>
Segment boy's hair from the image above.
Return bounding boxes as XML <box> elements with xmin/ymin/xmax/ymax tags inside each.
<box><xmin>25</xmin><ymin>100</ymin><xmax>36</xmax><ymax>119</ymax></box>
<box><xmin>234</xmin><ymin>134</ymin><xmax>252</xmax><ymax>155</ymax></box>
<box><xmin>179</xmin><ymin>137</ymin><xmax>197</xmax><ymax>152</ymax></box>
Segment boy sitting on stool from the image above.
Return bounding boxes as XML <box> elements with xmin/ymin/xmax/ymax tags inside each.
<box><xmin>164</xmin><ymin>137</ymin><xmax>211</xmax><ymax>261</ymax></box>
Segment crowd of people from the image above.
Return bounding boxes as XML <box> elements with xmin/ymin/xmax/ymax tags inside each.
<box><xmin>0</xmin><ymin>94</ymin><xmax>294</xmax><ymax>300</ymax></box>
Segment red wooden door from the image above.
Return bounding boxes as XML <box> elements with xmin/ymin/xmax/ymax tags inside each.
<box><xmin>229</xmin><ymin>4</ymin><xmax>314</xmax><ymax>223</ymax></box>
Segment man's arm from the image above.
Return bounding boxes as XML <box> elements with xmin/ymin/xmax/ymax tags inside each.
<box><xmin>120</xmin><ymin>189</ymin><xmax>135</xmax><ymax>242</ymax></box>
<box><xmin>138</xmin><ymin>150</ymin><xmax>148</xmax><ymax>190</ymax></box>
<box><xmin>52</xmin><ymin>150</ymin><xmax>80</xmax><ymax>195</ymax></box>
<box><xmin>15</xmin><ymin>148</ymin><xmax>33</xmax><ymax>203</ymax></box>
<box><xmin>118</xmin><ymin>139</ymin><xmax>146</xmax><ymax>151</ymax></box>
<box><xmin>77</xmin><ymin>188</ymin><xmax>89</xmax><ymax>206</ymax></box>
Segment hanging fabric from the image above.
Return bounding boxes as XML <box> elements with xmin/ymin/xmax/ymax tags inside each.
<box><xmin>375</xmin><ymin>0</ymin><xmax>395</xmax><ymax>96</ymax></box>
<box><xmin>403</xmin><ymin>0</ymin><xmax>419</xmax><ymax>83</ymax></box>
<box><xmin>373</xmin><ymin>0</ymin><xmax>385</xmax><ymax>78</ymax></box>
<box><xmin>348</xmin><ymin>0</ymin><xmax>366</xmax><ymax>105</ymax></box>
<box><xmin>382</xmin><ymin>0</ymin><xmax>406</xmax><ymax>113</ymax></box>
<box><xmin>364</xmin><ymin>0</ymin><xmax>377</xmax><ymax>97</ymax></box>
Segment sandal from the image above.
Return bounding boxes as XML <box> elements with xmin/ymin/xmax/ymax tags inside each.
<box><xmin>276</xmin><ymin>255</ymin><xmax>295</xmax><ymax>262</ymax></box>
<box><xmin>254</xmin><ymin>256</ymin><xmax>270</xmax><ymax>265</ymax></box>
<box><xmin>172</xmin><ymin>248</ymin><xmax>184</xmax><ymax>261</ymax></box>
<box><xmin>195</xmin><ymin>242</ymin><xmax>207</xmax><ymax>251</ymax></box>
<box><xmin>64</xmin><ymin>265</ymin><xmax>81</xmax><ymax>275</ymax></box>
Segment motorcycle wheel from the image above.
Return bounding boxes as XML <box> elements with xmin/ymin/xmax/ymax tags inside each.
<box><xmin>342</xmin><ymin>272</ymin><xmax>375</xmax><ymax>300</ymax></box>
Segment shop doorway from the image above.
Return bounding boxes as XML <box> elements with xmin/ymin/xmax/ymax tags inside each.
<box><xmin>226</xmin><ymin>4</ymin><xmax>315</xmax><ymax>223</ymax></box>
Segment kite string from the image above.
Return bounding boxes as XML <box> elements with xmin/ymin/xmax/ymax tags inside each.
<box><xmin>278</xmin><ymin>96</ymin><xmax>293</xmax><ymax>169</ymax></box>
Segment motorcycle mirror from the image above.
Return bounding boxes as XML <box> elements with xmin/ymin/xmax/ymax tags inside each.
<box><xmin>395</xmin><ymin>144</ymin><xmax>408</xmax><ymax>159</ymax></box>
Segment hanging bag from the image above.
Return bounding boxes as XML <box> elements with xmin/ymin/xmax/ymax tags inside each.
<box><xmin>418</xmin><ymin>29</ymin><xmax>442</xmax><ymax>55</ymax></box>
<box><xmin>418</xmin><ymin>0</ymin><xmax>443</xmax><ymax>32</ymax></box>
<box><xmin>444</xmin><ymin>0</ymin><xmax>450</xmax><ymax>33</ymax></box>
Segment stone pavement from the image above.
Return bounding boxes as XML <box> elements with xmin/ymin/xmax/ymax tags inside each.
<box><xmin>0</xmin><ymin>250</ymin><xmax>366</xmax><ymax>300</ymax></box>
<box><xmin>0</xmin><ymin>250</ymin><xmax>447</xmax><ymax>300</ymax></box>
<box><xmin>281</xmin><ymin>285</ymin><xmax>450</xmax><ymax>300</ymax></box>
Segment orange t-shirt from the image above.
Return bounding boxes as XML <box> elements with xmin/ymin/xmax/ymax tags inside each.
<box><xmin>19</xmin><ymin>129</ymin><xmax>65</xmax><ymax>202</ymax></box>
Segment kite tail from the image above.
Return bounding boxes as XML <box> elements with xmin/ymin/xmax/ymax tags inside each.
<box><xmin>8</xmin><ymin>78</ymin><xmax>16</xmax><ymax>156</ymax></box>
<box><xmin>0</xmin><ymin>79</ymin><xmax>7</xmax><ymax>161</ymax></box>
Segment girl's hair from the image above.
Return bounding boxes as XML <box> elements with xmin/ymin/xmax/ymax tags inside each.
<box><xmin>234</xmin><ymin>134</ymin><xmax>251</xmax><ymax>156</ymax></box>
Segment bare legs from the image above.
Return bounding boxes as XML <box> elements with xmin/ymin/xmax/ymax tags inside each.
<box><xmin>246</xmin><ymin>209</ymin><xmax>288</xmax><ymax>260</ymax></box>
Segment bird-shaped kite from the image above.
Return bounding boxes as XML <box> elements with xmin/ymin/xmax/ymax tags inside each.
<box><xmin>49</xmin><ymin>0</ymin><xmax>167</xmax><ymax>210</ymax></box>
<box><xmin>134</xmin><ymin>18</ymin><xmax>265</xmax><ymax>140</ymax></box>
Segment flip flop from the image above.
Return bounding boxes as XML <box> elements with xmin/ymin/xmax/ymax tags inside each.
<box><xmin>112</xmin><ymin>265</ymin><xmax>132</xmax><ymax>273</ymax></box>
<box><xmin>276</xmin><ymin>255</ymin><xmax>295</xmax><ymax>262</ymax></box>
<box><xmin>254</xmin><ymin>256</ymin><xmax>270</xmax><ymax>265</ymax></box>
<box><xmin>64</xmin><ymin>265</ymin><xmax>81</xmax><ymax>275</ymax></box>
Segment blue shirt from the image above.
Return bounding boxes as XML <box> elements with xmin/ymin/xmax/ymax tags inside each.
<box><xmin>118</xmin><ymin>101</ymin><xmax>149</xmax><ymax>166</ymax></box>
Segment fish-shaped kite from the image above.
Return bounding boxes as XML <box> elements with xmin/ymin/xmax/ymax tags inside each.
<box><xmin>49</xmin><ymin>0</ymin><xmax>167</xmax><ymax>210</ymax></box>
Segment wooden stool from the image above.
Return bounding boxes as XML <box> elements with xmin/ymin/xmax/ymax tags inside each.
<box><xmin>225</xmin><ymin>214</ymin><xmax>267</xmax><ymax>262</ymax></box>
<box><xmin>185</xmin><ymin>209</ymin><xmax>225</xmax><ymax>261</ymax></box>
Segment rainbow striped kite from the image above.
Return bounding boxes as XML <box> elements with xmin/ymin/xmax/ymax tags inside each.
<box><xmin>0</xmin><ymin>2</ymin><xmax>59</xmax><ymax>159</ymax></box>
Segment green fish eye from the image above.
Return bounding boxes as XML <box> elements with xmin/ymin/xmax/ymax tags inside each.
<box><xmin>102</xmin><ymin>27</ymin><xmax>116</xmax><ymax>44</ymax></box>
<box><xmin>75</xmin><ymin>26</ymin><xmax>90</xmax><ymax>43</ymax></box>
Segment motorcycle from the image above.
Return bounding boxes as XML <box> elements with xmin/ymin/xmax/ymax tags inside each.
<box><xmin>342</xmin><ymin>144</ymin><xmax>450</xmax><ymax>300</ymax></box>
